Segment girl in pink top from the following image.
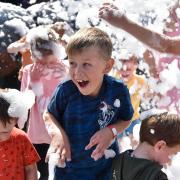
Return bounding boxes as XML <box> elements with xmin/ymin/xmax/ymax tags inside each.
<box><xmin>21</xmin><ymin>27</ymin><xmax>68</xmax><ymax>180</ymax></box>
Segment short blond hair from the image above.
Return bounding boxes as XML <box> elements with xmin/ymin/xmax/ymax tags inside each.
<box><xmin>66</xmin><ymin>27</ymin><xmax>112</xmax><ymax>60</ymax></box>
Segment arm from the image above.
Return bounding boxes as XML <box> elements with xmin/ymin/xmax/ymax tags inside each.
<box><xmin>43</xmin><ymin>111</ymin><xmax>71</xmax><ymax>166</ymax></box>
<box><xmin>99</xmin><ymin>3</ymin><xmax>180</xmax><ymax>55</ymax></box>
<box><xmin>7</xmin><ymin>37</ymin><xmax>30</xmax><ymax>53</ymax></box>
<box><xmin>143</xmin><ymin>50</ymin><xmax>159</xmax><ymax>78</ymax></box>
<box><xmin>109</xmin><ymin>119</ymin><xmax>131</xmax><ymax>135</ymax></box>
<box><xmin>85</xmin><ymin>120</ymin><xmax>131</xmax><ymax>161</ymax></box>
<box><xmin>25</xmin><ymin>163</ymin><xmax>38</xmax><ymax>180</ymax></box>
<box><xmin>86</xmin><ymin>81</ymin><xmax>133</xmax><ymax>160</ymax></box>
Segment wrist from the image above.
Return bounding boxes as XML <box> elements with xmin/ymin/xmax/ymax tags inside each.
<box><xmin>107</xmin><ymin>125</ymin><xmax>118</xmax><ymax>139</ymax></box>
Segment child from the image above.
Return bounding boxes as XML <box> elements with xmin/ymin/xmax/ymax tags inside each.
<box><xmin>99</xmin><ymin>3</ymin><xmax>180</xmax><ymax>115</ymax></box>
<box><xmin>7</xmin><ymin>22</ymin><xmax>68</xmax><ymax>81</ymax></box>
<box><xmin>44</xmin><ymin>27</ymin><xmax>134</xmax><ymax>180</ymax></box>
<box><xmin>114</xmin><ymin>53</ymin><xmax>148</xmax><ymax>148</ymax></box>
<box><xmin>112</xmin><ymin>111</ymin><xmax>180</xmax><ymax>180</ymax></box>
<box><xmin>20</xmin><ymin>27</ymin><xmax>68</xmax><ymax>180</ymax></box>
<box><xmin>0</xmin><ymin>88</ymin><xmax>40</xmax><ymax>180</ymax></box>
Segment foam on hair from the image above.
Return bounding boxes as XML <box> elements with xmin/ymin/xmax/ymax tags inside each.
<box><xmin>0</xmin><ymin>89</ymin><xmax>35</xmax><ymax>129</ymax></box>
<box><xmin>140</xmin><ymin>111</ymin><xmax>180</xmax><ymax>147</ymax></box>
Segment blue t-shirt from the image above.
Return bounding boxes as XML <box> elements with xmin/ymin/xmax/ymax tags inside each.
<box><xmin>48</xmin><ymin>75</ymin><xmax>134</xmax><ymax>168</ymax></box>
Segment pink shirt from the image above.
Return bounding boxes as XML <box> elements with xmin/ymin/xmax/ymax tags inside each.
<box><xmin>21</xmin><ymin>61</ymin><xmax>68</xmax><ymax>144</ymax></box>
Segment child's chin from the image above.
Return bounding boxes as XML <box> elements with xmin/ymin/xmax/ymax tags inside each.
<box><xmin>79</xmin><ymin>90</ymin><xmax>89</xmax><ymax>96</ymax></box>
<box><xmin>78</xmin><ymin>88</ymin><xmax>92</xmax><ymax>96</ymax></box>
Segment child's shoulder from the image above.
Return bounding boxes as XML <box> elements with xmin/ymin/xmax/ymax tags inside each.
<box><xmin>105</xmin><ymin>75</ymin><xmax>127</xmax><ymax>90</ymax></box>
<box><xmin>23</xmin><ymin>63</ymin><xmax>33</xmax><ymax>72</ymax></box>
<box><xmin>11</xmin><ymin>127</ymin><xmax>28</xmax><ymax>139</ymax></box>
<box><xmin>134</xmin><ymin>74</ymin><xmax>146</xmax><ymax>85</ymax></box>
<box><xmin>57</xmin><ymin>79</ymin><xmax>78</xmax><ymax>95</ymax></box>
<box><xmin>112</xmin><ymin>150</ymin><xmax>167</xmax><ymax>180</ymax></box>
<box><xmin>106</xmin><ymin>75</ymin><xmax>124</xmax><ymax>84</ymax></box>
<box><xmin>59</xmin><ymin>78</ymin><xmax>76</xmax><ymax>88</ymax></box>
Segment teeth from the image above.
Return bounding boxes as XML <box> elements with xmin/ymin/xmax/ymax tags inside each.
<box><xmin>77</xmin><ymin>80</ymin><xmax>84</xmax><ymax>82</ymax></box>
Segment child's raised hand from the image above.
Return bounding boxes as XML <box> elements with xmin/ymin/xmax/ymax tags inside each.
<box><xmin>29</xmin><ymin>63</ymin><xmax>44</xmax><ymax>82</ymax></box>
<box><xmin>85</xmin><ymin>127</ymin><xmax>113</xmax><ymax>161</ymax></box>
<box><xmin>51</xmin><ymin>22</ymin><xmax>67</xmax><ymax>38</ymax></box>
<box><xmin>45</xmin><ymin>130</ymin><xmax>71</xmax><ymax>167</ymax></box>
<box><xmin>7</xmin><ymin>41</ymin><xmax>30</xmax><ymax>53</ymax></box>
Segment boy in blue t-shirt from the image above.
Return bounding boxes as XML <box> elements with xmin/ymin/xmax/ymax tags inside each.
<box><xmin>44</xmin><ymin>27</ymin><xmax>134</xmax><ymax>180</ymax></box>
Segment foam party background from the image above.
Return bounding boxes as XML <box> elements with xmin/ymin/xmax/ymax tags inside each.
<box><xmin>0</xmin><ymin>0</ymin><xmax>180</xmax><ymax>179</ymax></box>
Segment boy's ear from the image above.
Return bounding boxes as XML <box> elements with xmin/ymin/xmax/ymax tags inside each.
<box><xmin>103</xmin><ymin>58</ymin><xmax>114</xmax><ymax>73</ymax></box>
<box><xmin>154</xmin><ymin>140</ymin><xmax>167</xmax><ymax>151</ymax></box>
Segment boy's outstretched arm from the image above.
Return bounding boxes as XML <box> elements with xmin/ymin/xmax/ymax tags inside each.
<box><xmin>99</xmin><ymin>3</ymin><xmax>180</xmax><ymax>55</ymax></box>
<box><xmin>43</xmin><ymin>111</ymin><xmax>71</xmax><ymax>166</ymax></box>
<box><xmin>85</xmin><ymin>120</ymin><xmax>131</xmax><ymax>161</ymax></box>
<box><xmin>25</xmin><ymin>163</ymin><xmax>38</xmax><ymax>180</ymax></box>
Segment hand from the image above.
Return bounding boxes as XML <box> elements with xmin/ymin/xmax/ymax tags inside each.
<box><xmin>51</xmin><ymin>22</ymin><xmax>67</xmax><ymax>38</ymax></box>
<box><xmin>7</xmin><ymin>41</ymin><xmax>30</xmax><ymax>53</ymax></box>
<box><xmin>45</xmin><ymin>130</ymin><xmax>71</xmax><ymax>167</ymax></box>
<box><xmin>85</xmin><ymin>127</ymin><xmax>113</xmax><ymax>161</ymax></box>
<box><xmin>29</xmin><ymin>63</ymin><xmax>44</xmax><ymax>82</ymax></box>
<box><xmin>99</xmin><ymin>3</ymin><xmax>124</xmax><ymax>27</ymax></box>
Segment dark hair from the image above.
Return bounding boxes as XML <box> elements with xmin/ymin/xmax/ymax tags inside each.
<box><xmin>0</xmin><ymin>97</ymin><xmax>11</xmax><ymax>126</ymax></box>
<box><xmin>140</xmin><ymin>112</ymin><xmax>180</xmax><ymax>147</ymax></box>
<box><xmin>66</xmin><ymin>27</ymin><xmax>112</xmax><ymax>60</ymax></box>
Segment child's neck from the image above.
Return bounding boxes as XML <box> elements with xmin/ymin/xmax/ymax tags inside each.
<box><xmin>132</xmin><ymin>142</ymin><xmax>154</xmax><ymax>161</ymax></box>
<box><xmin>0</xmin><ymin>135</ymin><xmax>10</xmax><ymax>142</ymax></box>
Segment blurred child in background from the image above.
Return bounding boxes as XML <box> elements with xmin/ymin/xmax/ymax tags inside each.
<box><xmin>20</xmin><ymin>26</ymin><xmax>68</xmax><ymax>180</ymax></box>
<box><xmin>113</xmin><ymin>51</ymin><xmax>148</xmax><ymax>149</ymax></box>
<box><xmin>0</xmin><ymin>88</ymin><xmax>40</xmax><ymax>180</ymax></box>
<box><xmin>7</xmin><ymin>22</ymin><xmax>68</xmax><ymax>81</ymax></box>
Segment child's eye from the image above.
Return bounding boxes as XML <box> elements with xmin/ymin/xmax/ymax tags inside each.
<box><xmin>69</xmin><ymin>61</ymin><xmax>75</xmax><ymax>67</ymax></box>
<box><xmin>83</xmin><ymin>63</ymin><xmax>91</xmax><ymax>67</ymax></box>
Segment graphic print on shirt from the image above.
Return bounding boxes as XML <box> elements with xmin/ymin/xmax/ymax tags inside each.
<box><xmin>98</xmin><ymin>99</ymin><xmax>121</xmax><ymax>128</ymax></box>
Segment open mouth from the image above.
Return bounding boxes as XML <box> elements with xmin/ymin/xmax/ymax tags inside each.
<box><xmin>77</xmin><ymin>80</ymin><xmax>89</xmax><ymax>88</ymax></box>
<box><xmin>122</xmin><ymin>74</ymin><xmax>130</xmax><ymax>78</ymax></box>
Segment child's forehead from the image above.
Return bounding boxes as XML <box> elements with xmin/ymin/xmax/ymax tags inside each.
<box><xmin>121</xmin><ymin>59</ymin><xmax>135</xmax><ymax>64</ymax></box>
<box><xmin>121</xmin><ymin>58</ymin><xmax>138</xmax><ymax>64</ymax></box>
<box><xmin>68</xmin><ymin>46</ymin><xmax>103</xmax><ymax>58</ymax></box>
<box><xmin>74</xmin><ymin>45</ymin><xmax>101</xmax><ymax>53</ymax></box>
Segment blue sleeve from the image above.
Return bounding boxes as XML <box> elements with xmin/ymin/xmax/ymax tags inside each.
<box><xmin>47</xmin><ymin>84</ymin><xmax>66</xmax><ymax>124</ymax></box>
<box><xmin>117</xmin><ymin>84</ymin><xmax>134</xmax><ymax>121</ymax></box>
